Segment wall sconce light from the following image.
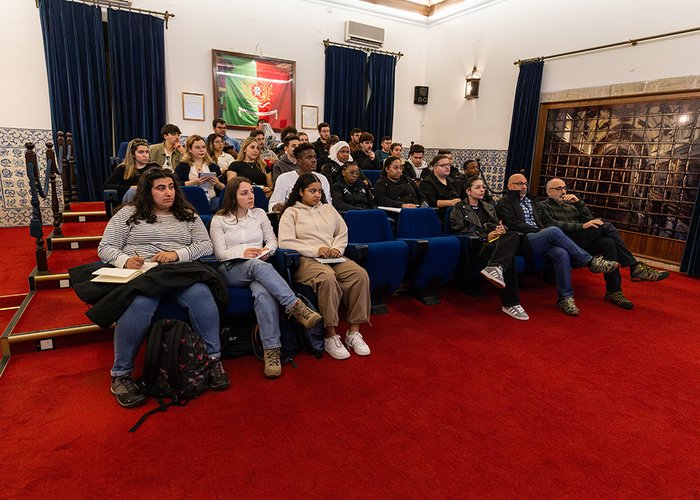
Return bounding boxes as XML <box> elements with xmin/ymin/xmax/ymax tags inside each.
<box><xmin>465</xmin><ymin>66</ymin><xmax>481</xmax><ymax>100</ymax></box>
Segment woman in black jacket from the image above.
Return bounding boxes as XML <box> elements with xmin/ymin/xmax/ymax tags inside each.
<box><xmin>373</xmin><ymin>156</ymin><xmax>425</xmax><ymax>208</ymax></box>
<box><xmin>331</xmin><ymin>162</ymin><xmax>375</xmax><ymax>211</ymax></box>
<box><xmin>104</xmin><ymin>138</ymin><xmax>151</xmax><ymax>201</ymax></box>
<box><xmin>419</xmin><ymin>154</ymin><xmax>462</xmax><ymax>218</ymax></box>
<box><xmin>449</xmin><ymin>176</ymin><xmax>529</xmax><ymax>321</ymax></box>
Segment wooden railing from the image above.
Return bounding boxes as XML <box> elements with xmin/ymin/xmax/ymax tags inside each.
<box><xmin>24</xmin><ymin>131</ymin><xmax>76</xmax><ymax>272</ymax></box>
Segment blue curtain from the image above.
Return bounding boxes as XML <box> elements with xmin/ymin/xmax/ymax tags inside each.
<box><xmin>108</xmin><ymin>9</ymin><xmax>165</xmax><ymax>146</ymax></box>
<box><xmin>680</xmin><ymin>188</ymin><xmax>700</xmax><ymax>276</ymax></box>
<box><xmin>365</xmin><ymin>53</ymin><xmax>396</xmax><ymax>142</ymax></box>
<box><xmin>39</xmin><ymin>0</ymin><xmax>112</xmax><ymax>201</ymax></box>
<box><xmin>324</xmin><ymin>46</ymin><xmax>367</xmax><ymax>143</ymax></box>
<box><xmin>505</xmin><ymin>60</ymin><xmax>544</xmax><ymax>180</ymax></box>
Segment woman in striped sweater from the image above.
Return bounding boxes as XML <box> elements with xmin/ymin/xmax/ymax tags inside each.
<box><xmin>98</xmin><ymin>168</ymin><xmax>230</xmax><ymax>408</ymax></box>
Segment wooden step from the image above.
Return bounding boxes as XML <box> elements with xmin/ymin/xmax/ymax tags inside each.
<box><xmin>48</xmin><ymin>235</ymin><xmax>102</xmax><ymax>250</ymax></box>
<box><xmin>62</xmin><ymin>210</ymin><xmax>108</xmax><ymax>223</ymax></box>
<box><xmin>31</xmin><ymin>273</ymin><xmax>71</xmax><ymax>291</ymax></box>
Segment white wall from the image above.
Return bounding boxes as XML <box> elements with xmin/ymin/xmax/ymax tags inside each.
<box><xmin>420</xmin><ymin>0</ymin><xmax>700</xmax><ymax>150</ymax></box>
<box><xmin>3</xmin><ymin>0</ymin><xmax>699</xmax><ymax>149</ymax></box>
<box><xmin>1</xmin><ymin>0</ymin><xmax>51</xmax><ymax>129</ymax></box>
<box><xmin>148</xmin><ymin>0</ymin><xmax>429</xmax><ymax>145</ymax></box>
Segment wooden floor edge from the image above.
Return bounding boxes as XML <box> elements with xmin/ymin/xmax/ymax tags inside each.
<box><xmin>8</xmin><ymin>324</ymin><xmax>104</xmax><ymax>343</ymax></box>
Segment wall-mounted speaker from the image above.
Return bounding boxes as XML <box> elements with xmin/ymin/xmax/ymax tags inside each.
<box><xmin>414</xmin><ymin>86</ymin><xmax>429</xmax><ymax>105</ymax></box>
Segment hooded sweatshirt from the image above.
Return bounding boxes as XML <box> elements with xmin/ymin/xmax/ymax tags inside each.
<box><xmin>278</xmin><ymin>202</ymin><xmax>348</xmax><ymax>257</ymax></box>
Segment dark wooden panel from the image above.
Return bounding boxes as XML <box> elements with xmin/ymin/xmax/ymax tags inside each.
<box><xmin>619</xmin><ymin>230</ymin><xmax>685</xmax><ymax>264</ymax></box>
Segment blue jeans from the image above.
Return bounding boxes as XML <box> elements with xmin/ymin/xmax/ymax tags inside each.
<box><xmin>111</xmin><ymin>283</ymin><xmax>221</xmax><ymax>376</ymax></box>
<box><xmin>218</xmin><ymin>259</ymin><xmax>297</xmax><ymax>349</ymax></box>
<box><xmin>526</xmin><ymin>226</ymin><xmax>592</xmax><ymax>299</ymax></box>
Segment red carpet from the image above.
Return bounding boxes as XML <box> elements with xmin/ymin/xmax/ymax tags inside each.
<box><xmin>9</xmin><ymin>288</ymin><xmax>92</xmax><ymax>335</ymax></box>
<box><xmin>69</xmin><ymin>201</ymin><xmax>105</xmax><ymax>212</ymax></box>
<box><xmin>1</xmin><ymin>271</ymin><xmax>699</xmax><ymax>497</ymax></box>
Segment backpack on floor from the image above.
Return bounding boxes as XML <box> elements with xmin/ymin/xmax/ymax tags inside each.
<box><xmin>130</xmin><ymin>319</ymin><xmax>211</xmax><ymax>432</ymax></box>
<box><xmin>220</xmin><ymin>314</ymin><xmax>257</xmax><ymax>359</ymax></box>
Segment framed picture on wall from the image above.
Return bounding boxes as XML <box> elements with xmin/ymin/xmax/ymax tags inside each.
<box><xmin>182</xmin><ymin>92</ymin><xmax>205</xmax><ymax>121</ymax></box>
<box><xmin>301</xmin><ymin>105</ymin><xmax>319</xmax><ymax>130</ymax></box>
<box><xmin>212</xmin><ymin>49</ymin><xmax>296</xmax><ymax>132</ymax></box>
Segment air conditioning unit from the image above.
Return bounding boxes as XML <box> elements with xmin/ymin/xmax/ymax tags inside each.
<box><xmin>344</xmin><ymin>21</ymin><xmax>385</xmax><ymax>48</ymax></box>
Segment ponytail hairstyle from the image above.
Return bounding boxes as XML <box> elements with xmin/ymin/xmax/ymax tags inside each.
<box><xmin>122</xmin><ymin>138</ymin><xmax>149</xmax><ymax>180</ymax></box>
<box><xmin>283</xmin><ymin>173</ymin><xmax>327</xmax><ymax>211</ymax></box>
<box><xmin>381</xmin><ymin>156</ymin><xmax>402</xmax><ymax>177</ymax></box>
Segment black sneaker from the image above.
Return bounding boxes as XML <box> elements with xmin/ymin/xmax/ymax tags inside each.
<box><xmin>110</xmin><ymin>374</ymin><xmax>146</xmax><ymax>408</ymax></box>
<box><xmin>209</xmin><ymin>359</ymin><xmax>230</xmax><ymax>390</ymax></box>
<box><xmin>631</xmin><ymin>262</ymin><xmax>670</xmax><ymax>282</ymax></box>
<box><xmin>605</xmin><ymin>291</ymin><xmax>634</xmax><ymax>310</ymax></box>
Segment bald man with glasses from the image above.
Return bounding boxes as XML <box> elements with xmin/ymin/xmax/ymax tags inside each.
<box><xmin>540</xmin><ymin>177</ymin><xmax>669</xmax><ymax>310</ymax></box>
<box><xmin>497</xmin><ymin>173</ymin><xmax>619</xmax><ymax>316</ymax></box>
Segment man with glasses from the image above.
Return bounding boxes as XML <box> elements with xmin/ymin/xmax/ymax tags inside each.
<box><xmin>269</xmin><ymin>143</ymin><xmax>332</xmax><ymax>213</ymax></box>
<box><xmin>497</xmin><ymin>173</ymin><xmax>620</xmax><ymax>316</ymax></box>
<box><xmin>540</xmin><ymin>177</ymin><xmax>669</xmax><ymax>310</ymax></box>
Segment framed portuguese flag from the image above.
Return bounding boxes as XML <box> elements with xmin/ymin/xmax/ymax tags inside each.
<box><xmin>212</xmin><ymin>50</ymin><xmax>296</xmax><ymax>132</ymax></box>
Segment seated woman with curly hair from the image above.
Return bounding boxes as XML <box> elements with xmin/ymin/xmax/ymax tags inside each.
<box><xmin>278</xmin><ymin>173</ymin><xmax>372</xmax><ymax>360</ymax></box>
<box><xmin>98</xmin><ymin>168</ymin><xmax>230</xmax><ymax>408</ymax></box>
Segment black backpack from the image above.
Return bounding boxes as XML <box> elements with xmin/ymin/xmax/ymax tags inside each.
<box><xmin>129</xmin><ymin>319</ymin><xmax>211</xmax><ymax>432</ymax></box>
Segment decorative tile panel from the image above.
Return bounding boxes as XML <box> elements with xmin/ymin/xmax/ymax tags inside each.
<box><xmin>0</xmin><ymin>127</ymin><xmax>56</xmax><ymax>227</ymax></box>
<box><xmin>424</xmin><ymin>147</ymin><xmax>508</xmax><ymax>193</ymax></box>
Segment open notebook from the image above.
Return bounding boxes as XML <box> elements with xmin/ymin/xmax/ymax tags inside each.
<box><xmin>91</xmin><ymin>262</ymin><xmax>159</xmax><ymax>283</ymax></box>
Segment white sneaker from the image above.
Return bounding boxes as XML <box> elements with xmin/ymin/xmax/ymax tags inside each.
<box><xmin>324</xmin><ymin>335</ymin><xmax>350</xmax><ymax>359</ymax></box>
<box><xmin>501</xmin><ymin>304</ymin><xmax>529</xmax><ymax>320</ymax></box>
<box><xmin>481</xmin><ymin>265</ymin><xmax>506</xmax><ymax>289</ymax></box>
<box><xmin>345</xmin><ymin>331</ymin><xmax>371</xmax><ymax>356</ymax></box>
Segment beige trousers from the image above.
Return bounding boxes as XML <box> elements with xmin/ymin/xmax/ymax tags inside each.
<box><xmin>295</xmin><ymin>257</ymin><xmax>371</xmax><ymax>328</ymax></box>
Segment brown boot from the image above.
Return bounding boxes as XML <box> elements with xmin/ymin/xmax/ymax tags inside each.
<box><xmin>286</xmin><ymin>299</ymin><xmax>322</xmax><ymax>328</ymax></box>
<box><xmin>263</xmin><ymin>347</ymin><xmax>282</xmax><ymax>378</ymax></box>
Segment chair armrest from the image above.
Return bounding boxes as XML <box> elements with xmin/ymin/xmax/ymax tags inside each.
<box><xmin>197</xmin><ymin>254</ymin><xmax>218</xmax><ymax>268</ymax></box>
<box><xmin>396</xmin><ymin>238</ymin><xmax>429</xmax><ymax>259</ymax></box>
<box><xmin>103</xmin><ymin>189</ymin><xmax>119</xmax><ymax>218</ymax></box>
<box><xmin>272</xmin><ymin>248</ymin><xmax>301</xmax><ymax>285</ymax></box>
<box><xmin>345</xmin><ymin>244</ymin><xmax>369</xmax><ymax>265</ymax></box>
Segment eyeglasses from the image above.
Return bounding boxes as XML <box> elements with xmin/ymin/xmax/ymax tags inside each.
<box><xmin>549</xmin><ymin>186</ymin><xmax>567</xmax><ymax>192</ymax></box>
<box><xmin>511</xmin><ymin>181</ymin><xmax>528</xmax><ymax>187</ymax></box>
<box><xmin>345</xmin><ymin>170</ymin><xmax>361</xmax><ymax>176</ymax></box>
<box><xmin>436</xmin><ymin>163</ymin><xmax>452</xmax><ymax>168</ymax></box>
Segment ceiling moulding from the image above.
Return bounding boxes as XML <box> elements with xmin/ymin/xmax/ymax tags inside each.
<box><xmin>305</xmin><ymin>0</ymin><xmax>504</xmax><ymax>27</ymax></box>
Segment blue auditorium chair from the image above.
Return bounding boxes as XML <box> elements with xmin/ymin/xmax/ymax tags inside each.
<box><xmin>253</xmin><ymin>185</ymin><xmax>269</xmax><ymax>211</ymax></box>
<box><xmin>395</xmin><ymin>208</ymin><xmax>461</xmax><ymax>305</ymax></box>
<box><xmin>362</xmin><ymin>169</ymin><xmax>381</xmax><ymax>186</ymax></box>
<box><xmin>117</xmin><ymin>141</ymin><xmax>129</xmax><ymax>162</ymax></box>
<box><xmin>182</xmin><ymin>186</ymin><xmax>213</xmax><ymax>227</ymax></box>
<box><xmin>344</xmin><ymin>209</ymin><xmax>409</xmax><ymax>314</ymax></box>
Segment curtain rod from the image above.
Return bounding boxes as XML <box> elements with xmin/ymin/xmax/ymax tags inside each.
<box><xmin>323</xmin><ymin>39</ymin><xmax>403</xmax><ymax>60</ymax></box>
<box><xmin>514</xmin><ymin>25</ymin><xmax>700</xmax><ymax>65</ymax></box>
<box><xmin>35</xmin><ymin>0</ymin><xmax>175</xmax><ymax>28</ymax></box>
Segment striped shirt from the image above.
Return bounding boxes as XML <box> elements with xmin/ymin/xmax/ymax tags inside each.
<box><xmin>98</xmin><ymin>205</ymin><xmax>212</xmax><ymax>268</ymax></box>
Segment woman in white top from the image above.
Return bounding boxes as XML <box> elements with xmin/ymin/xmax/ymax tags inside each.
<box><xmin>175</xmin><ymin>134</ymin><xmax>225</xmax><ymax>211</ymax></box>
<box><xmin>278</xmin><ymin>173</ymin><xmax>372</xmax><ymax>360</ymax></box>
<box><xmin>206</xmin><ymin>133</ymin><xmax>235</xmax><ymax>173</ymax></box>
<box><xmin>210</xmin><ymin>177</ymin><xmax>321</xmax><ymax>378</ymax></box>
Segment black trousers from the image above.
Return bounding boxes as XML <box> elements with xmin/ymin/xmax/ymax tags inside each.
<box><xmin>479</xmin><ymin>231</ymin><xmax>521</xmax><ymax>307</ymax></box>
<box><xmin>567</xmin><ymin>222</ymin><xmax>637</xmax><ymax>293</ymax></box>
